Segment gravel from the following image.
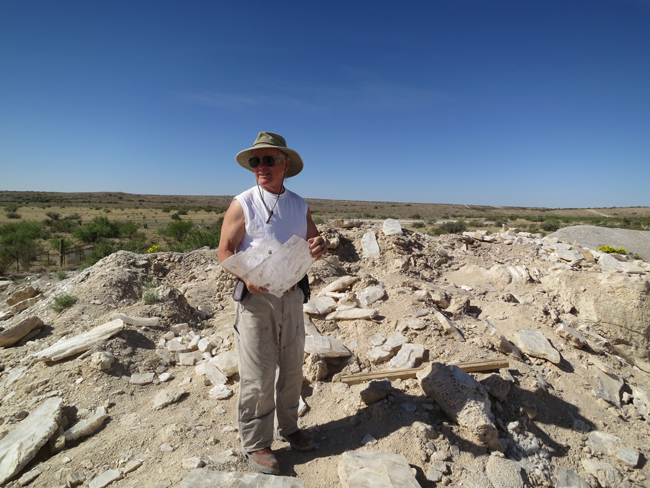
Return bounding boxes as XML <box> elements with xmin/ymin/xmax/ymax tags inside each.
<box><xmin>549</xmin><ymin>225</ymin><xmax>650</xmax><ymax>262</ymax></box>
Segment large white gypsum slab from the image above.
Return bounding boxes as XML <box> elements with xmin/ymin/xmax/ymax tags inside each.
<box><xmin>221</xmin><ymin>236</ymin><xmax>314</xmax><ymax>297</ymax></box>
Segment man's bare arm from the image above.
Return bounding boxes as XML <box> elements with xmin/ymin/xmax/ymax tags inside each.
<box><xmin>217</xmin><ymin>199</ymin><xmax>268</xmax><ymax>293</ymax></box>
<box><xmin>306</xmin><ymin>209</ymin><xmax>327</xmax><ymax>260</ymax></box>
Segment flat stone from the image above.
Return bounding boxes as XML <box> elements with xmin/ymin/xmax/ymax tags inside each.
<box><xmin>361</xmin><ymin>232</ymin><xmax>380</xmax><ymax>258</ymax></box>
<box><xmin>64</xmin><ymin>411</ymin><xmax>108</xmax><ymax>443</ymax></box>
<box><xmin>33</xmin><ymin>319</ymin><xmax>124</xmax><ymax>362</ymax></box>
<box><xmin>595</xmin><ymin>369</ymin><xmax>623</xmax><ymax>407</ymax></box>
<box><xmin>389</xmin><ymin>343</ymin><xmax>425</xmax><ymax>369</ymax></box>
<box><xmin>209</xmin><ymin>384</ymin><xmax>234</xmax><ymax>400</ymax></box>
<box><xmin>581</xmin><ymin>458</ymin><xmax>620</xmax><ymax>487</ymax></box>
<box><xmin>515</xmin><ymin>328</ymin><xmax>561</xmax><ymax>364</ymax></box>
<box><xmin>556</xmin><ymin>467</ymin><xmax>591</xmax><ymax>488</ymax></box>
<box><xmin>326</xmin><ymin>309</ymin><xmax>379</xmax><ymax>321</ymax></box>
<box><xmin>303</xmin><ymin>297</ymin><xmax>337</xmax><ymax>315</ymax></box>
<box><xmin>338</xmin><ymin>450</ymin><xmax>420</xmax><ymax>487</ymax></box>
<box><xmin>0</xmin><ymin>316</ymin><xmax>44</xmax><ymax>347</ymax></box>
<box><xmin>405</xmin><ymin>319</ymin><xmax>426</xmax><ymax>330</ymax></box>
<box><xmin>6</xmin><ymin>287</ymin><xmax>37</xmax><ymax>306</ymax></box>
<box><xmin>382</xmin><ymin>219</ymin><xmax>402</xmax><ymax>236</ymax></box>
<box><xmin>357</xmin><ymin>286</ymin><xmax>385</xmax><ymax>308</ymax></box>
<box><xmin>384</xmin><ymin>332</ymin><xmax>408</xmax><ymax>351</ymax></box>
<box><xmin>182</xmin><ymin>457</ymin><xmax>204</xmax><ymax>469</ymax></box>
<box><xmin>90</xmin><ymin>351</ymin><xmax>115</xmax><ymax>370</ymax></box>
<box><xmin>10</xmin><ymin>296</ymin><xmax>42</xmax><ymax>314</ymax></box>
<box><xmin>434</xmin><ymin>312</ymin><xmax>465</xmax><ymax>342</ymax></box>
<box><xmin>369</xmin><ymin>333</ymin><xmax>385</xmax><ymax>346</ymax></box>
<box><xmin>152</xmin><ymin>389</ymin><xmax>186</xmax><ymax>410</ymax></box>
<box><xmin>210</xmin><ymin>351</ymin><xmax>239</xmax><ymax>377</ymax></box>
<box><xmin>360</xmin><ymin>380</ymin><xmax>393</xmax><ymax>405</ymax></box>
<box><xmin>598</xmin><ymin>253</ymin><xmax>623</xmax><ymax>270</ymax></box>
<box><xmin>317</xmin><ymin>276</ymin><xmax>360</xmax><ymax>296</ymax></box>
<box><xmin>0</xmin><ymin>397</ymin><xmax>62</xmax><ymax>485</ymax></box>
<box><xmin>367</xmin><ymin>345</ymin><xmax>394</xmax><ymax>364</ymax></box>
<box><xmin>555</xmin><ymin>323</ymin><xmax>588</xmax><ymax>349</ymax></box>
<box><xmin>480</xmin><ymin>374</ymin><xmax>511</xmax><ymax>402</ymax></box>
<box><xmin>195</xmin><ymin>362</ymin><xmax>227</xmax><ymax>386</ymax></box>
<box><xmin>110</xmin><ymin>313</ymin><xmax>160</xmax><ymax>327</ymax></box>
<box><xmin>88</xmin><ymin>469</ymin><xmax>122</xmax><ymax>488</ymax></box>
<box><xmin>130</xmin><ymin>373</ymin><xmax>155</xmax><ymax>386</ymax></box>
<box><xmin>632</xmin><ymin>385</ymin><xmax>650</xmax><ymax>422</ymax></box>
<box><xmin>485</xmin><ymin>456</ymin><xmax>524</xmax><ymax>488</ymax></box>
<box><xmin>588</xmin><ymin>431</ymin><xmax>640</xmax><ymax>467</ymax></box>
<box><xmin>555</xmin><ymin>248</ymin><xmax>585</xmax><ymax>262</ymax></box>
<box><xmin>304</xmin><ymin>335</ymin><xmax>351</xmax><ymax>357</ymax></box>
<box><xmin>18</xmin><ymin>468</ymin><xmax>41</xmax><ymax>486</ymax></box>
<box><xmin>176</xmin><ymin>468</ymin><xmax>304</xmax><ymax>487</ymax></box>
<box><xmin>418</xmin><ymin>363</ymin><xmax>500</xmax><ymax>451</ymax></box>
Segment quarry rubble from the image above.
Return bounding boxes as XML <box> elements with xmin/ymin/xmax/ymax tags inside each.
<box><xmin>0</xmin><ymin>222</ymin><xmax>649</xmax><ymax>487</ymax></box>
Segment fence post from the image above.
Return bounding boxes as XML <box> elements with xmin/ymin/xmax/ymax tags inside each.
<box><xmin>59</xmin><ymin>239</ymin><xmax>64</xmax><ymax>267</ymax></box>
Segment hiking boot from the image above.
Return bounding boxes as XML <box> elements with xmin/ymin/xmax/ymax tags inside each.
<box><xmin>245</xmin><ymin>448</ymin><xmax>279</xmax><ymax>475</ymax></box>
<box><xmin>274</xmin><ymin>429</ymin><xmax>316</xmax><ymax>452</ymax></box>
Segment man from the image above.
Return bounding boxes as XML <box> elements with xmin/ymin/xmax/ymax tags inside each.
<box><xmin>218</xmin><ymin>132</ymin><xmax>327</xmax><ymax>475</ymax></box>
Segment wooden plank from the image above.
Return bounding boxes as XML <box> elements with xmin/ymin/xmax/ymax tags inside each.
<box><xmin>339</xmin><ymin>359</ymin><xmax>509</xmax><ymax>385</ymax></box>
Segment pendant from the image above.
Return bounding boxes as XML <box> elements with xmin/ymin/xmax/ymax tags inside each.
<box><xmin>266</xmin><ymin>210</ymin><xmax>273</xmax><ymax>223</ymax></box>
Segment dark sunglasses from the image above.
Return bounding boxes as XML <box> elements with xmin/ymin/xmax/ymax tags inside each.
<box><xmin>249</xmin><ymin>156</ymin><xmax>280</xmax><ymax>168</ymax></box>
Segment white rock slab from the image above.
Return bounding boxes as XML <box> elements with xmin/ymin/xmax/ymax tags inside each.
<box><xmin>31</xmin><ymin>319</ymin><xmax>125</xmax><ymax>362</ymax></box>
<box><xmin>176</xmin><ymin>468</ymin><xmax>304</xmax><ymax>487</ymax></box>
<box><xmin>318</xmin><ymin>276</ymin><xmax>360</xmax><ymax>296</ymax></box>
<box><xmin>64</xmin><ymin>410</ymin><xmax>108</xmax><ymax>443</ymax></box>
<box><xmin>361</xmin><ymin>231</ymin><xmax>380</xmax><ymax>258</ymax></box>
<box><xmin>221</xmin><ymin>236</ymin><xmax>314</xmax><ymax>297</ymax></box>
<box><xmin>303</xmin><ymin>296</ymin><xmax>337</xmax><ymax>315</ymax></box>
<box><xmin>326</xmin><ymin>309</ymin><xmax>379</xmax><ymax>321</ymax></box>
<box><xmin>368</xmin><ymin>346</ymin><xmax>394</xmax><ymax>364</ymax></box>
<box><xmin>598</xmin><ymin>253</ymin><xmax>623</xmax><ymax>270</ymax></box>
<box><xmin>515</xmin><ymin>328</ymin><xmax>561</xmax><ymax>364</ymax></box>
<box><xmin>0</xmin><ymin>316</ymin><xmax>44</xmax><ymax>347</ymax></box>
<box><xmin>304</xmin><ymin>335</ymin><xmax>351</xmax><ymax>357</ymax></box>
<box><xmin>588</xmin><ymin>431</ymin><xmax>640</xmax><ymax>467</ymax></box>
<box><xmin>595</xmin><ymin>369</ymin><xmax>623</xmax><ymax>407</ymax></box>
<box><xmin>389</xmin><ymin>343</ymin><xmax>425</xmax><ymax>369</ymax></box>
<box><xmin>210</xmin><ymin>351</ymin><xmax>239</xmax><ymax>377</ymax></box>
<box><xmin>632</xmin><ymin>385</ymin><xmax>650</xmax><ymax>422</ymax></box>
<box><xmin>88</xmin><ymin>469</ymin><xmax>122</xmax><ymax>488</ymax></box>
<box><xmin>338</xmin><ymin>450</ymin><xmax>421</xmax><ymax>488</ymax></box>
<box><xmin>554</xmin><ymin>248</ymin><xmax>585</xmax><ymax>262</ymax></box>
<box><xmin>556</xmin><ymin>467</ymin><xmax>591</xmax><ymax>488</ymax></box>
<box><xmin>110</xmin><ymin>313</ymin><xmax>160</xmax><ymax>327</ymax></box>
<box><xmin>434</xmin><ymin>312</ymin><xmax>465</xmax><ymax>342</ymax></box>
<box><xmin>0</xmin><ymin>397</ymin><xmax>62</xmax><ymax>485</ymax></box>
<box><xmin>357</xmin><ymin>286</ymin><xmax>385</xmax><ymax>308</ymax></box>
<box><xmin>152</xmin><ymin>388</ymin><xmax>186</xmax><ymax>410</ymax></box>
<box><xmin>382</xmin><ymin>219</ymin><xmax>403</xmax><ymax>236</ymax></box>
<box><xmin>196</xmin><ymin>362</ymin><xmax>228</xmax><ymax>386</ymax></box>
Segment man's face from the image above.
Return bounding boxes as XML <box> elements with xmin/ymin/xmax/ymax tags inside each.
<box><xmin>251</xmin><ymin>148</ymin><xmax>289</xmax><ymax>189</ymax></box>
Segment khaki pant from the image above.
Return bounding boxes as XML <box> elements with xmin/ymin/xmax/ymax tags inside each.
<box><xmin>234</xmin><ymin>288</ymin><xmax>305</xmax><ymax>452</ymax></box>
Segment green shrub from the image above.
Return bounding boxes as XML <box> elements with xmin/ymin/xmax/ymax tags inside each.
<box><xmin>540</xmin><ymin>221</ymin><xmax>560</xmax><ymax>232</ymax></box>
<box><xmin>412</xmin><ymin>222</ymin><xmax>425</xmax><ymax>228</ymax></box>
<box><xmin>410</xmin><ymin>213</ymin><xmax>422</xmax><ymax>219</ymax></box>
<box><xmin>0</xmin><ymin>249</ymin><xmax>12</xmax><ymax>275</ymax></box>
<box><xmin>6</xmin><ymin>212</ymin><xmax>21</xmax><ymax>219</ymax></box>
<box><xmin>4</xmin><ymin>204</ymin><xmax>19</xmax><ymax>213</ymax></box>
<box><xmin>170</xmin><ymin>213</ymin><xmax>181</xmax><ymax>220</ymax></box>
<box><xmin>313</xmin><ymin>217</ymin><xmax>324</xmax><ymax>225</ymax></box>
<box><xmin>597</xmin><ymin>245</ymin><xmax>628</xmax><ymax>254</ymax></box>
<box><xmin>85</xmin><ymin>240</ymin><xmax>118</xmax><ymax>266</ymax></box>
<box><xmin>56</xmin><ymin>270</ymin><xmax>66</xmax><ymax>280</ymax></box>
<box><xmin>141</xmin><ymin>279</ymin><xmax>159</xmax><ymax>303</ymax></box>
<box><xmin>52</xmin><ymin>294</ymin><xmax>77</xmax><ymax>312</ymax></box>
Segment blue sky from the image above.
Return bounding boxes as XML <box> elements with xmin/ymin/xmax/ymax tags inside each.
<box><xmin>1</xmin><ymin>0</ymin><xmax>648</xmax><ymax>208</ymax></box>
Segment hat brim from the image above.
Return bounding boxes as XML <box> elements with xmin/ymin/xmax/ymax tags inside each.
<box><xmin>236</xmin><ymin>145</ymin><xmax>303</xmax><ymax>178</ymax></box>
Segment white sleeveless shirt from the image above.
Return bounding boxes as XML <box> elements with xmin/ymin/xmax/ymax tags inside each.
<box><xmin>235</xmin><ymin>186</ymin><xmax>308</xmax><ymax>253</ymax></box>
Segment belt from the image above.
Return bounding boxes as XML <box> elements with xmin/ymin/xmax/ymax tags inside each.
<box><xmin>283</xmin><ymin>283</ymin><xmax>299</xmax><ymax>295</ymax></box>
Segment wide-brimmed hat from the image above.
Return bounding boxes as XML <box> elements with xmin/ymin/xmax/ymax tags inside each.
<box><xmin>236</xmin><ymin>132</ymin><xmax>303</xmax><ymax>178</ymax></box>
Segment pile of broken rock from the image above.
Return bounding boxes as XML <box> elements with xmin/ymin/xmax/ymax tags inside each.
<box><xmin>0</xmin><ymin>220</ymin><xmax>649</xmax><ymax>488</ymax></box>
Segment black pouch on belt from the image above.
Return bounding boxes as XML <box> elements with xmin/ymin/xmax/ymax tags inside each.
<box><xmin>297</xmin><ymin>275</ymin><xmax>310</xmax><ymax>304</ymax></box>
<box><xmin>232</xmin><ymin>278</ymin><xmax>250</xmax><ymax>302</ymax></box>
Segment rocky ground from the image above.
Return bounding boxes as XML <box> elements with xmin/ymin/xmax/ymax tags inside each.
<box><xmin>0</xmin><ymin>222</ymin><xmax>649</xmax><ymax>488</ymax></box>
